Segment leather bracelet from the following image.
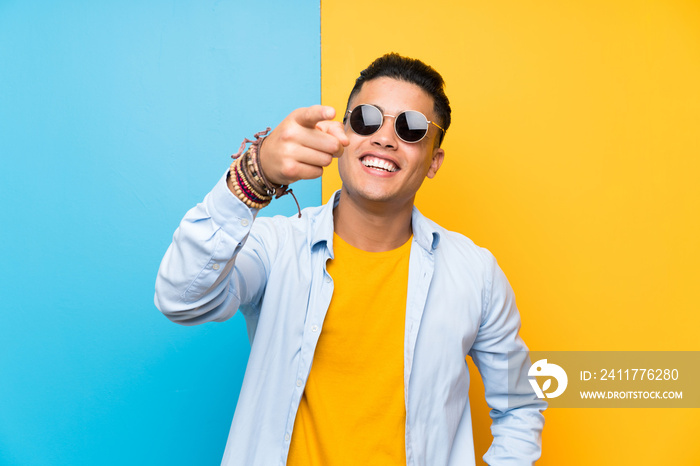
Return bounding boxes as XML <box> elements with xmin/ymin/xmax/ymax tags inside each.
<box><xmin>251</xmin><ymin>136</ymin><xmax>279</xmax><ymax>194</ymax></box>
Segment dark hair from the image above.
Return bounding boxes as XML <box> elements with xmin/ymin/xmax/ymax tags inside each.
<box><xmin>345</xmin><ymin>53</ymin><xmax>451</xmax><ymax>146</ymax></box>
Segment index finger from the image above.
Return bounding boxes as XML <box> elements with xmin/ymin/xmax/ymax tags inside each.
<box><xmin>295</xmin><ymin>105</ymin><xmax>336</xmax><ymax>128</ymax></box>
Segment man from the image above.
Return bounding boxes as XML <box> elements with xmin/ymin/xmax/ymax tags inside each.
<box><xmin>155</xmin><ymin>53</ymin><xmax>545</xmax><ymax>465</ymax></box>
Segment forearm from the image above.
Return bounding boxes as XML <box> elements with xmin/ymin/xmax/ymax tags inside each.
<box><xmin>471</xmin><ymin>255</ymin><xmax>546</xmax><ymax>464</ymax></box>
<box><xmin>480</xmin><ymin>348</ymin><xmax>546</xmax><ymax>465</ymax></box>
<box><xmin>154</xmin><ymin>171</ymin><xmax>264</xmax><ymax>325</ymax></box>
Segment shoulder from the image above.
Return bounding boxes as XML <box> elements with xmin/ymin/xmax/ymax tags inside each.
<box><xmin>415</xmin><ymin>212</ymin><xmax>497</xmax><ymax>275</ymax></box>
<box><xmin>249</xmin><ymin>202</ymin><xmax>330</xmax><ymax>254</ymax></box>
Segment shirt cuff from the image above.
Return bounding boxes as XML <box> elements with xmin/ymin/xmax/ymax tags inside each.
<box><xmin>205</xmin><ymin>170</ymin><xmax>259</xmax><ymax>240</ymax></box>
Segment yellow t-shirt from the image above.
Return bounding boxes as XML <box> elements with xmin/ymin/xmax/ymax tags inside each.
<box><xmin>287</xmin><ymin>233</ymin><xmax>412</xmax><ymax>466</ymax></box>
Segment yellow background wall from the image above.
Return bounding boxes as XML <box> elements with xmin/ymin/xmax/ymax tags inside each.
<box><xmin>321</xmin><ymin>1</ymin><xmax>700</xmax><ymax>464</ymax></box>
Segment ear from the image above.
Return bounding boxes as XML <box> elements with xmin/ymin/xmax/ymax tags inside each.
<box><xmin>426</xmin><ymin>147</ymin><xmax>445</xmax><ymax>179</ymax></box>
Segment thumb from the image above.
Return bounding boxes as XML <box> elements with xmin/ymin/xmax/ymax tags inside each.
<box><xmin>316</xmin><ymin>120</ymin><xmax>349</xmax><ymax>147</ymax></box>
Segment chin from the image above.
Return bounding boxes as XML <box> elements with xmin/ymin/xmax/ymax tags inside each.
<box><xmin>347</xmin><ymin>184</ymin><xmax>410</xmax><ymax>205</ymax></box>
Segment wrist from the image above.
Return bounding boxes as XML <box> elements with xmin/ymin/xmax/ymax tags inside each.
<box><xmin>228</xmin><ymin>154</ymin><xmax>272</xmax><ymax>209</ymax></box>
<box><xmin>252</xmin><ymin>137</ymin><xmax>283</xmax><ymax>191</ymax></box>
<box><xmin>228</xmin><ymin>128</ymin><xmax>302</xmax><ymax>217</ymax></box>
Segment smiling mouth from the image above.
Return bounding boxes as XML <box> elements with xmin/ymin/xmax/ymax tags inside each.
<box><xmin>361</xmin><ymin>155</ymin><xmax>399</xmax><ymax>173</ymax></box>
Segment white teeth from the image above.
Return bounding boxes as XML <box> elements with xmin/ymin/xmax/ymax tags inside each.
<box><xmin>361</xmin><ymin>157</ymin><xmax>398</xmax><ymax>172</ymax></box>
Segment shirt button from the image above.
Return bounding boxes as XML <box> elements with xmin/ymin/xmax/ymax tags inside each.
<box><xmin>311</xmin><ymin>325</ymin><xmax>319</xmax><ymax>332</ymax></box>
<box><xmin>285</xmin><ymin>434</ymin><xmax>290</xmax><ymax>442</ymax></box>
<box><xmin>296</xmin><ymin>379</ymin><xmax>303</xmax><ymax>387</ymax></box>
<box><xmin>241</xmin><ymin>219</ymin><xmax>249</xmax><ymax>227</ymax></box>
<box><xmin>212</xmin><ymin>263</ymin><xmax>220</xmax><ymax>270</ymax></box>
<box><xmin>325</xmin><ymin>276</ymin><xmax>331</xmax><ymax>283</ymax></box>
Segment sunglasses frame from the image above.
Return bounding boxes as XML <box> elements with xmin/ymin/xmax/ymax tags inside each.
<box><xmin>344</xmin><ymin>104</ymin><xmax>445</xmax><ymax>144</ymax></box>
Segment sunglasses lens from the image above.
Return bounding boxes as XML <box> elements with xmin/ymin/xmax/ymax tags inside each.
<box><xmin>350</xmin><ymin>104</ymin><xmax>383</xmax><ymax>136</ymax></box>
<box><xmin>395</xmin><ymin>111</ymin><xmax>429</xmax><ymax>142</ymax></box>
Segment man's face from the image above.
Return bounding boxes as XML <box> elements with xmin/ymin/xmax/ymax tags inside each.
<box><xmin>337</xmin><ymin>77</ymin><xmax>445</xmax><ymax>207</ymax></box>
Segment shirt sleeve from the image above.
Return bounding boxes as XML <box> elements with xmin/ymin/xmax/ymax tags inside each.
<box><xmin>468</xmin><ymin>254</ymin><xmax>547</xmax><ymax>465</ymax></box>
<box><xmin>154</xmin><ymin>171</ymin><xmax>271</xmax><ymax>326</ymax></box>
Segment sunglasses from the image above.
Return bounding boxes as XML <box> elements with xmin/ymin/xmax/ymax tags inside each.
<box><xmin>344</xmin><ymin>104</ymin><xmax>445</xmax><ymax>144</ymax></box>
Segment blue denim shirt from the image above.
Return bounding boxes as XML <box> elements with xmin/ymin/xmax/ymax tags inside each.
<box><xmin>155</xmin><ymin>173</ymin><xmax>546</xmax><ymax>466</ymax></box>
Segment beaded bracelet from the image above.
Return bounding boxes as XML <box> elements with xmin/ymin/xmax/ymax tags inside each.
<box><xmin>234</xmin><ymin>158</ymin><xmax>269</xmax><ymax>204</ymax></box>
<box><xmin>228</xmin><ymin>157</ymin><xmax>270</xmax><ymax>209</ymax></box>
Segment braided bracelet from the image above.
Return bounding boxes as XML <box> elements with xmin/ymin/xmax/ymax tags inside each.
<box><xmin>239</xmin><ymin>151</ymin><xmax>270</xmax><ymax>200</ymax></box>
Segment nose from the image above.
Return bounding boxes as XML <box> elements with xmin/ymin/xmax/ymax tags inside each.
<box><xmin>370</xmin><ymin>115</ymin><xmax>398</xmax><ymax>150</ymax></box>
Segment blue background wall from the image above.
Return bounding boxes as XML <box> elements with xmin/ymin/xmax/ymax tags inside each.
<box><xmin>0</xmin><ymin>1</ymin><xmax>320</xmax><ymax>464</ymax></box>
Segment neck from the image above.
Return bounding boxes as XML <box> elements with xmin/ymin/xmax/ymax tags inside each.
<box><xmin>333</xmin><ymin>188</ymin><xmax>414</xmax><ymax>252</ymax></box>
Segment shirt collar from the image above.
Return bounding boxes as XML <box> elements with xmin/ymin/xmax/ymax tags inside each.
<box><xmin>411</xmin><ymin>205</ymin><xmax>441</xmax><ymax>253</ymax></box>
<box><xmin>309</xmin><ymin>191</ymin><xmax>340</xmax><ymax>257</ymax></box>
<box><xmin>309</xmin><ymin>190</ymin><xmax>441</xmax><ymax>255</ymax></box>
